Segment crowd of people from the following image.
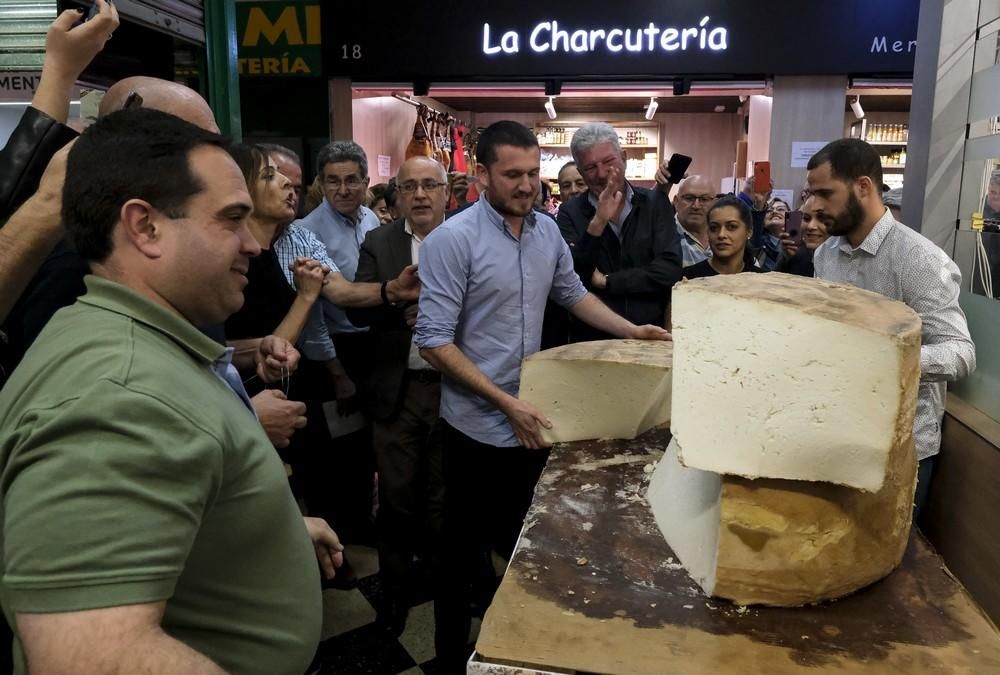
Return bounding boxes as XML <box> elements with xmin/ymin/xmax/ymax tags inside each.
<box><xmin>0</xmin><ymin>4</ymin><xmax>978</xmax><ymax>674</ymax></box>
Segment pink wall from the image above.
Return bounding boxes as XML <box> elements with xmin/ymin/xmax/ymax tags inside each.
<box><xmin>351</xmin><ymin>96</ymin><xmax>465</xmax><ymax>186</ymax></box>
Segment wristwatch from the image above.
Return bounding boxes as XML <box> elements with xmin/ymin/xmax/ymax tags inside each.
<box><xmin>380</xmin><ymin>280</ymin><xmax>399</xmax><ymax>307</ymax></box>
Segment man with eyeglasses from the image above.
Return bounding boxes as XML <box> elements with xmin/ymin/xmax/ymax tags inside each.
<box><xmin>673</xmin><ymin>175</ymin><xmax>716</xmax><ymax>268</ymax></box>
<box><xmin>556</xmin><ymin>122</ymin><xmax>683</xmax><ymax>343</ymax></box>
<box><xmin>291</xmin><ymin>140</ymin><xmax>393</xmax><ymax>545</ymax></box>
<box><xmin>348</xmin><ymin>155</ymin><xmax>449</xmax><ymax>638</ymax></box>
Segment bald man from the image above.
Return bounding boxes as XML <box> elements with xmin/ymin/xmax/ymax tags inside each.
<box><xmin>2</xmin><ymin>77</ymin><xmax>221</xmax><ymax>371</ymax></box>
<box><xmin>347</xmin><ymin>155</ymin><xmax>448</xmax><ymax>636</ymax></box>
<box><xmin>673</xmin><ymin>175</ymin><xmax>716</xmax><ymax>267</ymax></box>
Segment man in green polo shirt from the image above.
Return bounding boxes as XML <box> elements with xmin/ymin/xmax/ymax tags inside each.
<box><xmin>0</xmin><ymin>108</ymin><xmax>330</xmax><ymax>675</ymax></box>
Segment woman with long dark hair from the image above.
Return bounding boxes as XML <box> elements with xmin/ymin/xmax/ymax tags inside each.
<box><xmin>683</xmin><ymin>195</ymin><xmax>765</xmax><ymax>278</ymax></box>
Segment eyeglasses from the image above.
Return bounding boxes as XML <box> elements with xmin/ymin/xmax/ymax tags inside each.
<box><xmin>679</xmin><ymin>194</ymin><xmax>716</xmax><ymax>205</ymax></box>
<box><xmin>325</xmin><ymin>176</ymin><xmax>365</xmax><ymax>190</ymax></box>
<box><xmin>398</xmin><ymin>180</ymin><xmax>448</xmax><ymax>194</ymax></box>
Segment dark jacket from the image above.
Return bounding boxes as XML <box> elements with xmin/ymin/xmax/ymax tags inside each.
<box><xmin>556</xmin><ymin>185</ymin><xmax>683</xmax><ymax>342</ymax></box>
<box><xmin>0</xmin><ymin>107</ymin><xmax>78</xmax><ymax>379</ymax></box>
<box><xmin>0</xmin><ymin>106</ymin><xmax>77</xmax><ymax>223</ymax></box>
<box><xmin>347</xmin><ymin>220</ymin><xmax>420</xmax><ymax>420</ymax></box>
<box><xmin>777</xmin><ymin>245</ymin><xmax>816</xmax><ymax>277</ymax></box>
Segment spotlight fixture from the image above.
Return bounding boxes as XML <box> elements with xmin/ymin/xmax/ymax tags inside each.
<box><xmin>545</xmin><ymin>96</ymin><xmax>557</xmax><ymax>120</ymax></box>
<box><xmin>850</xmin><ymin>95</ymin><xmax>865</xmax><ymax>120</ymax></box>
<box><xmin>645</xmin><ymin>97</ymin><xmax>658</xmax><ymax>120</ymax></box>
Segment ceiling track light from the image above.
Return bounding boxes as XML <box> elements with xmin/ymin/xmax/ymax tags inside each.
<box><xmin>545</xmin><ymin>96</ymin><xmax>557</xmax><ymax>120</ymax></box>
<box><xmin>645</xmin><ymin>97</ymin><xmax>658</xmax><ymax>120</ymax></box>
<box><xmin>850</xmin><ymin>95</ymin><xmax>865</xmax><ymax>120</ymax></box>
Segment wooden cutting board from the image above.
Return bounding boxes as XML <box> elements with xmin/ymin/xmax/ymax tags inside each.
<box><xmin>477</xmin><ymin>427</ymin><xmax>1000</xmax><ymax>674</ymax></box>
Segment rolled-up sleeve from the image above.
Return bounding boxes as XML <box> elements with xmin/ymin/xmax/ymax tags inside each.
<box><xmin>303</xmin><ymin>229</ymin><xmax>341</xmax><ymax>274</ymax></box>
<box><xmin>297</xmin><ymin>303</ymin><xmax>337</xmax><ymax>361</ymax></box>
<box><xmin>414</xmin><ymin>227</ymin><xmax>468</xmax><ymax>350</ymax></box>
<box><xmin>549</xmin><ymin>237</ymin><xmax>588</xmax><ymax>310</ymax></box>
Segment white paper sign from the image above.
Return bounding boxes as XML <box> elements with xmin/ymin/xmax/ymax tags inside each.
<box><xmin>790</xmin><ymin>141</ymin><xmax>827</xmax><ymax>168</ymax></box>
<box><xmin>771</xmin><ymin>189</ymin><xmax>795</xmax><ymax>206</ymax></box>
<box><xmin>377</xmin><ymin>154</ymin><xmax>392</xmax><ymax>177</ymax></box>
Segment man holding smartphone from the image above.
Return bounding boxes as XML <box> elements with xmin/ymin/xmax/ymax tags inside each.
<box><xmin>556</xmin><ymin>122</ymin><xmax>683</xmax><ymax>342</ymax></box>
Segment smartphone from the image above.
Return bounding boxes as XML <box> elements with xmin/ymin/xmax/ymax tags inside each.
<box><xmin>753</xmin><ymin>161</ymin><xmax>771</xmax><ymax>192</ymax></box>
<box><xmin>785</xmin><ymin>210</ymin><xmax>803</xmax><ymax>242</ymax></box>
<box><xmin>71</xmin><ymin>0</ymin><xmax>107</xmax><ymax>27</ymax></box>
<box><xmin>666</xmin><ymin>153</ymin><xmax>693</xmax><ymax>183</ymax></box>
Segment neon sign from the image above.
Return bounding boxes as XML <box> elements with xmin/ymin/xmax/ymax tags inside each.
<box><xmin>482</xmin><ymin>17</ymin><xmax>728</xmax><ymax>56</ymax></box>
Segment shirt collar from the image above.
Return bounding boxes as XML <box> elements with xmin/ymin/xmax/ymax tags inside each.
<box><xmin>478</xmin><ymin>195</ymin><xmax>536</xmax><ymax>237</ymax></box>
<box><xmin>403</xmin><ymin>219</ymin><xmax>424</xmax><ymax>242</ymax></box>
<box><xmin>325</xmin><ymin>199</ymin><xmax>371</xmax><ymax>228</ymax></box>
<box><xmin>837</xmin><ymin>207</ymin><xmax>895</xmax><ymax>256</ymax></box>
<box><xmin>78</xmin><ymin>275</ymin><xmax>226</xmax><ymax>365</ymax></box>
<box><xmin>675</xmin><ymin>215</ymin><xmax>709</xmax><ymax>249</ymax></box>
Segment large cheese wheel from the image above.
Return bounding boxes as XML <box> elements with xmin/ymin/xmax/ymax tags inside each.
<box><xmin>648</xmin><ymin>436</ymin><xmax>916</xmax><ymax>606</ymax></box>
<box><xmin>671</xmin><ymin>272</ymin><xmax>921</xmax><ymax>492</ymax></box>
<box><xmin>519</xmin><ymin>340</ymin><xmax>672</xmax><ymax>444</ymax></box>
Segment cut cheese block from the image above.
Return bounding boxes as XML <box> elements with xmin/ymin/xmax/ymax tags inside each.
<box><xmin>519</xmin><ymin>340</ymin><xmax>672</xmax><ymax>444</ymax></box>
<box><xmin>671</xmin><ymin>272</ymin><xmax>921</xmax><ymax>492</ymax></box>
<box><xmin>648</xmin><ymin>436</ymin><xmax>916</xmax><ymax>606</ymax></box>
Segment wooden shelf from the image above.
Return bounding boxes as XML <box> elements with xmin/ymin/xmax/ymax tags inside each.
<box><xmin>882</xmin><ymin>164</ymin><xmax>906</xmax><ymax>170</ymax></box>
<box><xmin>867</xmin><ymin>141</ymin><xmax>908</xmax><ymax>146</ymax></box>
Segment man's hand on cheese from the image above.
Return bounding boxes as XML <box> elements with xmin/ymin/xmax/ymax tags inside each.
<box><xmin>502</xmin><ymin>397</ymin><xmax>553</xmax><ymax>449</ymax></box>
<box><xmin>586</xmin><ymin>165</ymin><xmax>625</xmax><ymax>237</ymax></box>
<box><xmin>630</xmin><ymin>324</ymin><xmax>671</xmax><ymax>341</ymax></box>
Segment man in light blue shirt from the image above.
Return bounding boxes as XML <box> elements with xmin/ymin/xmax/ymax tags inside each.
<box><xmin>286</xmin><ymin>141</ymin><xmax>416</xmax><ymax>547</ymax></box>
<box><xmin>296</xmin><ymin>140</ymin><xmax>381</xmax><ymax>336</ymax></box>
<box><xmin>673</xmin><ymin>175</ymin><xmax>715</xmax><ymax>268</ymax></box>
<box><xmin>414</xmin><ymin>121</ymin><xmax>670</xmax><ymax>670</ymax></box>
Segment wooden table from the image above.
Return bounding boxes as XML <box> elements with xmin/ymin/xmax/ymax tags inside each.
<box><xmin>474</xmin><ymin>428</ymin><xmax>1000</xmax><ymax>674</ymax></box>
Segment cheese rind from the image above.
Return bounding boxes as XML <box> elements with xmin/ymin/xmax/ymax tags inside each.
<box><xmin>671</xmin><ymin>273</ymin><xmax>921</xmax><ymax>492</ymax></box>
<box><xmin>519</xmin><ymin>340</ymin><xmax>672</xmax><ymax>443</ymax></box>
<box><xmin>648</xmin><ymin>436</ymin><xmax>917</xmax><ymax>606</ymax></box>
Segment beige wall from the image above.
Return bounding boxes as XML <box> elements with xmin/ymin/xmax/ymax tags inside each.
<box><xmin>472</xmin><ymin>111</ymin><xmax>744</xmax><ymax>194</ymax></box>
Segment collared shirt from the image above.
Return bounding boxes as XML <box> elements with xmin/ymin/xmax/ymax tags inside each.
<box><xmin>273</xmin><ymin>222</ymin><xmax>341</xmax><ymax>361</ymax></box>
<box><xmin>676</xmin><ymin>216</ymin><xmax>712</xmax><ymax>268</ymax></box>
<box><xmin>404</xmin><ymin>220</ymin><xmax>432</xmax><ymax>371</ymax></box>
<box><xmin>294</xmin><ymin>200</ymin><xmax>380</xmax><ymax>335</ymax></box>
<box><xmin>415</xmin><ymin>198</ymin><xmax>588</xmax><ymax>447</ymax></box>
<box><xmin>0</xmin><ymin>276</ymin><xmax>321</xmax><ymax>675</ymax></box>
<box><xmin>814</xmin><ymin>209</ymin><xmax>976</xmax><ymax>461</ymax></box>
<box><xmin>210</xmin><ymin>346</ymin><xmax>256</xmax><ymax>413</ymax></box>
<box><xmin>587</xmin><ymin>183</ymin><xmax>634</xmax><ymax>239</ymax></box>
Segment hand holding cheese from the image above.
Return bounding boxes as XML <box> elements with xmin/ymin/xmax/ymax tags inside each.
<box><xmin>502</xmin><ymin>397</ymin><xmax>554</xmax><ymax>449</ymax></box>
<box><xmin>629</xmin><ymin>324</ymin><xmax>671</xmax><ymax>341</ymax></box>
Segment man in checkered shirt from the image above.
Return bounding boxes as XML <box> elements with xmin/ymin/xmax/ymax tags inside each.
<box><xmin>806</xmin><ymin>138</ymin><xmax>976</xmax><ymax>522</ymax></box>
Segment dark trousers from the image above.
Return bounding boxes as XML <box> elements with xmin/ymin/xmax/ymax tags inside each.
<box><xmin>434</xmin><ymin>420</ymin><xmax>549</xmax><ymax>672</ymax></box>
<box><xmin>373</xmin><ymin>375</ymin><xmax>443</xmax><ymax>605</ymax></box>
<box><xmin>301</xmin><ymin>332</ymin><xmax>376</xmax><ymax>544</ymax></box>
<box><xmin>913</xmin><ymin>455</ymin><xmax>937</xmax><ymax>527</ymax></box>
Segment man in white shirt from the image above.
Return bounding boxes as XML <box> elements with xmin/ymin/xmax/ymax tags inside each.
<box><xmin>807</xmin><ymin>138</ymin><xmax>976</xmax><ymax>521</ymax></box>
<box><xmin>348</xmin><ymin>157</ymin><xmax>448</xmax><ymax>637</ymax></box>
